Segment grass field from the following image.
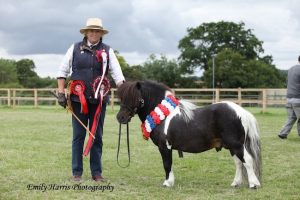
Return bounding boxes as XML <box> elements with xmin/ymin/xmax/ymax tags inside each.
<box><xmin>0</xmin><ymin>105</ymin><xmax>299</xmax><ymax>200</ymax></box>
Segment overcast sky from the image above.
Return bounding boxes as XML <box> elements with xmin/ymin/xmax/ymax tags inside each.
<box><xmin>0</xmin><ymin>0</ymin><xmax>299</xmax><ymax>77</ymax></box>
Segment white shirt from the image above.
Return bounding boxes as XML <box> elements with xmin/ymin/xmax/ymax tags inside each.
<box><xmin>57</xmin><ymin>43</ymin><xmax>125</xmax><ymax>85</ymax></box>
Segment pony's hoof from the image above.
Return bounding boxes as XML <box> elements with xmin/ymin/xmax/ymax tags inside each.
<box><xmin>163</xmin><ymin>180</ymin><xmax>174</xmax><ymax>187</ymax></box>
<box><xmin>249</xmin><ymin>184</ymin><xmax>260</xmax><ymax>189</ymax></box>
<box><xmin>231</xmin><ymin>181</ymin><xmax>242</xmax><ymax>187</ymax></box>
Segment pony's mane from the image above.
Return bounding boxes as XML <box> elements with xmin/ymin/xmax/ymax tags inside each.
<box><xmin>117</xmin><ymin>81</ymin><xmax>142</xmax><ymax>107</ymax></box>
<box><xmin>141</xmin><ymin>80</ymin><xmax>171</xmax><ymax>100</ymax></box>
<box><xmin>143</xmin><ymin>80</ymin><xmax>171</xmax><ymax>91</ymax></box>
<box><xmin>179</xmin><ymin>100</ymin><xmax>199</xmax><ymax>123</ymax></box>
<box><xmin>118</xmin><ymin>80</ymin><xmax>171</xmax><ymax>98</ymax></box>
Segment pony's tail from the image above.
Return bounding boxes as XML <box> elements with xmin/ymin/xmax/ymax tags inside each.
<box><xmin>242</xmin><ymin>112</ymin><xmax>262</xmax><ymax>184</ymax></box>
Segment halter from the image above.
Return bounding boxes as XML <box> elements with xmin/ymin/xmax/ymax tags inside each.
<box><xmin>117</xmin><ymin>98</ymin><xmax>145</xmax><ymax>168</ymax></box>
<box><xmin>117</xmin><ymin>123</ymin><xmax>130</xmax><ymax>168</ymax></box>
<box><xmin>116</xmin><ymin>97</ymin><xmax>144</xmax><ymax>167</ymax></box>
<box><xmin>120</xmin><ymin>98</ymin><xmax>144</xmax><ymax>117</ymax></box>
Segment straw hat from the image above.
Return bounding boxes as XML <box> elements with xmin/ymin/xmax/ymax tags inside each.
<box><xmin>80</xmin><ymin>18</ymin><xmax>109</xmax><ymax>34</ymax></box>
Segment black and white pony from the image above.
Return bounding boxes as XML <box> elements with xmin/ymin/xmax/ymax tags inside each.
<box><xmin>116</xmin><ymin>80</ymin><xmax>261</xmax><ymax>189</ymax></box>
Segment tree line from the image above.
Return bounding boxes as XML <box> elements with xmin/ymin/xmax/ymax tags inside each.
<box><xmin>0</xmin><ymin>58</ymin><xmax>57</xmax><ymax>88</ymax></box>
<box><xmin>0</xmin><ymin>21</ymin><xmax>287</xmax><ymax>89</ymax></box>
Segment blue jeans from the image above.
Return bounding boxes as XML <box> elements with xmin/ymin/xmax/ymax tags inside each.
<box><xmin>71</xmin><ymin>100</ymin><xmax>107</xmax><ymax>177</ymax></box>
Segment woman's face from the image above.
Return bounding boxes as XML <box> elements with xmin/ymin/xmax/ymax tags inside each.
<box><xmin>86</xmin><ymin>29</ymin><xmax>103</xmax><ymax>44</ymax></box>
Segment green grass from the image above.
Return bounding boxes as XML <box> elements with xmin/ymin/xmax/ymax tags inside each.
<box><xmin>0</xmin><ymin>106</ymin><xmax>299</xmax><ymax>200</ymax></box>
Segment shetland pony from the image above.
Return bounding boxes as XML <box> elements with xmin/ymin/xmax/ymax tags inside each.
<box><xmin>116</xmin><ymin>81</ymin><xmax>261</xmax><ymax>188</ymax></box>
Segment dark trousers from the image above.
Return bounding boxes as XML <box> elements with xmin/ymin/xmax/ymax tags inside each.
<box><xmin>71</xmin><ymin>100</ymin><xmax>107</xmax><ymax>177</ymax></box>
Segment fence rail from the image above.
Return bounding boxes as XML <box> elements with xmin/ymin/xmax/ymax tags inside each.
<box><xmin>0</xmin><ymin>88</ymin><xmax>287</xmax><ymax>113</ymax></box>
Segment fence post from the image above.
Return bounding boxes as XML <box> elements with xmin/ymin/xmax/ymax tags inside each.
<box><xmin>238</xmin><ymin>87</ymin><xmax>242</xmax><ymax>105</ymax></box>
<box><xmin>12</xmin><ymin>89</ymin><xmax>16</xmax><ymax>108</ymax></box>
<box><xmin>34</xmin><ymin>89</ymin><xmax>38</xmax><ymax>107</ymax></box>
<box><xmin>111</xmin><ymin>89</ymin><xmax>115</xmax><ymax>112</ymax></box>
<box><xmin>55</xmin><ymin>90</ymin><xmax>58</xmax><ymax>106</ymax></box>
<box><xmin>7</xmin><ymin>89</ymin><xmax>11</xmax><ymax>107</ymax></box>
<box><xmin>262</xmin><ymin>89</ymin><xmax>267</xmax><ymax>113</ymax></box>
<box><xmin>215</xmin><ymin>89</ymin><xmax>220</xmax><ymax>103</ymax></box>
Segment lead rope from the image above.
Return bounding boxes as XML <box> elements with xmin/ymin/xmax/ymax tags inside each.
<box><xmin>117</xmin><ymin>123</ymin><xmax>130</xmax><ymax>168</ymax></box>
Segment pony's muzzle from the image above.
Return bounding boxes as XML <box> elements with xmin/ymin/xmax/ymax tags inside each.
<box><xmin>116</xmin><ymin>113</ymin><xmax>132</xmax><ymax>124</ymax></box>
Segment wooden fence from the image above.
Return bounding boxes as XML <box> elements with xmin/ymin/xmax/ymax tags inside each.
<box><xmin>0</xmin><ymin>88</ymin><xmax>287</xmax><ymax>113</ymax></box>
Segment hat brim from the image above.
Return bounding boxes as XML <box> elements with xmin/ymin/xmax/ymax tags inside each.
<box><xmin>80</xmin><ymin>28</ymin><xmax>109</xmax><ymax>34</ymax></box>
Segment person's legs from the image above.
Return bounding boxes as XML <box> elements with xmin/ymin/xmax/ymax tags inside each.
<box><xmin>292</xmin><ymin>103</ymin><xmax>300</xmax><ymax>136</ymax></box>
<box><xmin>279</xmin><ymin>103</ymin><xmax>297</xmax><ymax>138</ymax></box>
<box><xmin>89</xmin><ymin>102</ymin><xmax>107</xmax><ymax>178</ymax></box>
<box><xmin>71</xmin><ymin>101</ymin><xmax>88</xmax><ymax>177</ymax></box>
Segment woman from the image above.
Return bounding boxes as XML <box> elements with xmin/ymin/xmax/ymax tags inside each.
<box><xmin>57</xmin><ymin>18</ymin><xmax>125</xmax><ymax>181</ymax></box>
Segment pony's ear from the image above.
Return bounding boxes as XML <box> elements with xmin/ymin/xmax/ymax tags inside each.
<box><xmin>136</xmin><ymin>81</ymin><xmax>142</xmax><ymax>90</ymax></box>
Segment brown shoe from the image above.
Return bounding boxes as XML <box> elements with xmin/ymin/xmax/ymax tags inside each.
<box><xmin>73</xmin><ymin>175</ymin><xmax>81</xmax><ymax>182</ymax></box>
<box><xmin>92</xmin><ymin>175</ymin><xmax>105</xmax><ymax>182</ymax></box>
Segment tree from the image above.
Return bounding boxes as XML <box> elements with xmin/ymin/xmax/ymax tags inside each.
<box><xmin>278</xmin><ymin>69</ymin><xmax>288</xmax><ymax>87</ymax></box>
<box><xmin>16</xmin><ymin>59</ymin><xmax>40</xmax><ymax>88</ymax></box>
<box><xmin>114</xmin><ymin>51</ymin><xmax>144</xmax><ymax>83</ymax></box>
<box><xmin>245</xmin><ymin>59</ymin><xmax>285</xmax><ymax>88</ymax></box>
<box><xmin>38</xmin><ymin>77</ymin><xmax>58</xmax><ymax>88</ymax></box>
<box><xmin>178</xmin><ymin>21</ymin><xmax>264</xmax><ymax>74</ymax></box>
<box><xmin>0</xmin><ymin>58</ymin><xmax>21</xmax><ymax>88</ymax></box>
<box><xmin>141</xmin><ymin>54</ymin><xmax>195</xmax><ymax>88</ymax></box>
<box><xmin>122</xmin><ymin>64</ymin><xmax>144</xmax><ymax>81</ymax></box>
<box><xmin>0</xmin><ymin>58</ymin><xmax>59</xmax><ymax>88</ymax></box>
<box><xmin>202</xmin><ymin>49</ymin><xmax>285</xmax><ymax>88</ymax></box>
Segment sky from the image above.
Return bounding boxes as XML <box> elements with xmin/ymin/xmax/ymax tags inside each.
<box><xmin>0</xmin><ymin>0</ymin><xmax>299</xmax><ymax>77</ymax></box>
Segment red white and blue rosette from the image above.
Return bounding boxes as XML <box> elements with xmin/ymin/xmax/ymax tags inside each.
<box><xmin>141</xmin><ymin>94</ymin><xmax>179</xmax><ymax>140</ymax></box>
